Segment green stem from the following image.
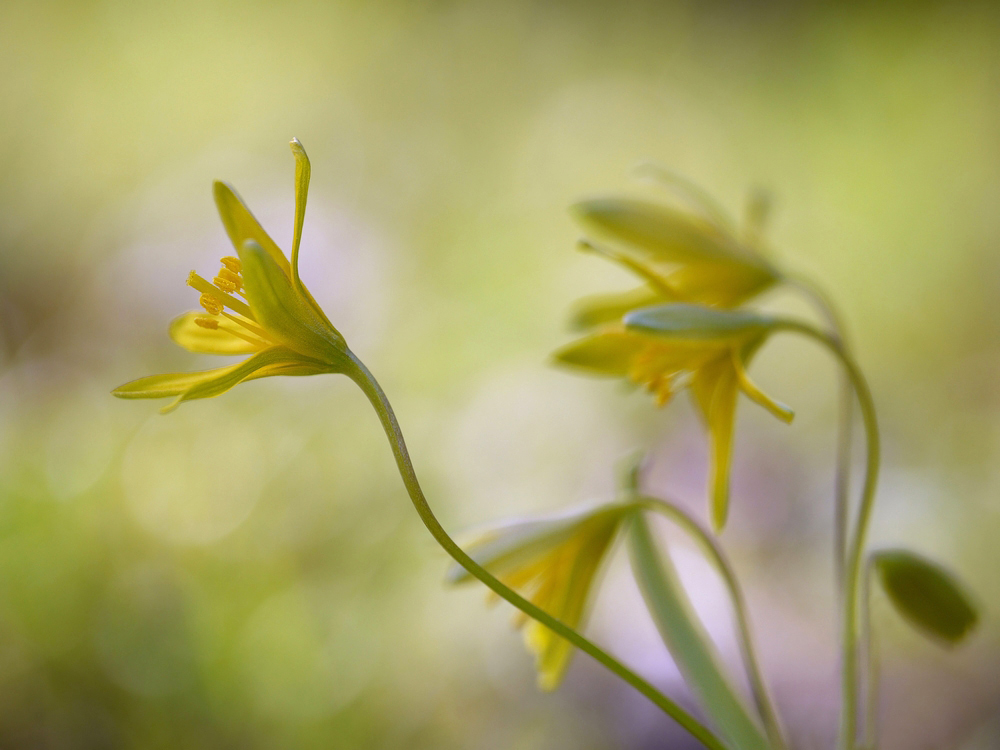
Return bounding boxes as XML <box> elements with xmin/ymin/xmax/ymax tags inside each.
<box><xmin>638</xmin><ymin>496</ymin><xmax>786</xmax><ymax>750</ymax></box>
<box><xmin>342</xmin><ymin>351</ymin><xmax>728</xmax><ymax>750</ymax></box>
<box><xmin>861</xmin><ymin>557</ymin><xmax>880</xmax><ymax>750</ymax></box>
<box><xmin>775</xmin><ymin>321</ymin><xmax>880</xmax><ymax>750</ymax></box>
<box><xmin>628</xmin><ymin>511</ymin><xmax>771</xmax><ymax>750</ymax></box>
<box><xmin>787</xmin><ymin>275</ymin><xmax>854</xmax><ymax>595</ymax></box>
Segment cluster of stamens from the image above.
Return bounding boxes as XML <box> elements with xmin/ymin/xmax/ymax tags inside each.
<box><xmin>628</xmin><ymin>345</ymin><xmax>681</xmax><ymax>408</ymax></box>
<box><xmin>187</xmin><ymin>257</ymin><xmax>272</xmax><ymax>347</ymax></box>
<box><xmin>213</xmin><ymin>257</ymin><xmax>244</xmax><ymax>294</ymax></box>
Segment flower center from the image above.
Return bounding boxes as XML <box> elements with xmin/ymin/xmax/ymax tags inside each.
<box><xmin>187</xmin><ymin>256</ymin><xmax>274</xmax><ymax>347</ymax></box>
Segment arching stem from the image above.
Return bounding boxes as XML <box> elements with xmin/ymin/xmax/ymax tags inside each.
<box><xmin>342</xmin><ymin>350</ymin><xmax>728</xmax><ymax>750</ymax></box>
<box><xmin>787</xmin><ymin>274</ymin><xmax>854</xmax><ymax>596</ymax></box>
<box><xmin>775</xmin><ymin>321</ymin><xmax>880</xmax><ymax>750</ymax></box>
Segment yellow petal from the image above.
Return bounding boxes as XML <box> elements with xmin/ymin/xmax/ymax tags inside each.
<box><xmin>213</xmin><ymin>181</ymin><xmax>292</xmax><ymax>278</ymax></box>
<box><xmin>666</xmin><ymin>261</ymin><xmax>777</xmax><ymax>308</ymax></box>
<box><xmin>731</xmin><ymin>350</ymin><xmax>794</xmax><ymax>424</ymax></box>
<box><xmin>161</xmin><ymin>345</ymin><xmax>329</xmax><ymax>413</ymax></box>
<box><xmin>577</xmin><ymin>239</ymin><xmax>675</xmax><ymax>296</ymax></box>
<box><xmin>168</xmin><ymin>312</ymin><xmax>267</xmax><ymax>355</ymax></box>
<box><xmin>238</xmin><ymin>239</ymin><xmax>347</xmax><ymax>364</ymax></box>
<box><xmin>112</xmin><ymin>365</ymin><xmax>243</xmax><ymax>399</ymax></box>
<box><xmin>569</xmin><ymin>285</ymin><xmax>667</xmax><ymax>330</ymax></box>
<box><xmin>691</xmin><ymin>357</ymin><xmax>740</xmax><ymax>531</ymax></box>
<box><xmin>528</xmin><ymin>520</ymin><xmax>620</xmax><ymax>690</ymax></box>
<box><xmin>572</xmin><ymin>198</ymin><xmax>734</xmax><ymax>265</ymax></box>
<box><xmin>551</xmin><ymin>331</ymin><xmax>649</xmax><ymax>377</ymax></box>
<box><xmin>446</xmin><ymin>502</ymin><xmax>623</xmax><ymax>584</ymax></box>
<box><xmin>289</xmin><ymin>138</ymin><xmax>311</xmax><ymax>292</ymax></box>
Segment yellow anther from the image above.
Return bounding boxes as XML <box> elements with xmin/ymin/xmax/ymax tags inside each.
<box><xmin>199</xmin><ymin>293</ymin><xmax>223</xmax><ymax>315</ymax></box>
<box><xmin>188</xmin><ymin>271</ymin><xmax>255</xmax><ymax>320</ymax></box>
<box><xmin>194</xmin><ymin>317</ymin><xmax>220</xmax><ymax>330</ymax></box>
<box><xmin>213</xmin><ymin>276</ymin><xmax>239</xmax><ymax>293</ymax></box>
<box><xmin>217</xmin><ymin>267</ymin><xmax>241</xmax><ymax>286</ymax></box>
<box><xmin>220</xmin><ymin>256</ymin><xmax>241</xmax><ymax>273</ymax></box>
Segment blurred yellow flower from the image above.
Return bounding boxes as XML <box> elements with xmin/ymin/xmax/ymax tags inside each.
<box><xmin>554</xmin><ymin>305</ymin><xmax>792</xmax><ymax>531</ymax></box>
<box><xmin>113</xmin><ymin>140</ymin><xmax>350</xmax><ymax>412</ymax></box>
<box><xmin>568</xmin><ymin>189</ymin><xmax>780</xmax><ymax>330</ymax></box>
<box><xmin>447</xmin><ymin>502</ymin><xmax>632</xmax><ymax>690</ymax></box>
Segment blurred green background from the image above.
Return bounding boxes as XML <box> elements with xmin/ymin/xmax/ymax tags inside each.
<box><xmin>2</xmin><ymin>1</ymin><xmax>1000</xmax><ymax>748</ymax></box>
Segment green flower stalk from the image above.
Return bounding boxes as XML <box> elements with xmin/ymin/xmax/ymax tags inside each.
<box><xmin>112</xmin><ymin>140</ymin><xmax>730</xmax><ymax>750</ymax></box>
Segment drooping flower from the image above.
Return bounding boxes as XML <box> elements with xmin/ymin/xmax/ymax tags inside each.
<box><xmin>446</xmin><ymin>502</ymin><xmax>632</xmax><ymax>690</ymax></box>
<box><xmin>568</xmin><ymin>183</ymin><xmax>781</xmax><ymax>330</ymax></box>
<box><xmin>113</xmin><ymin>139</ymin><xmax>351</xmax><ymax>412</ymax></box>
<box><xmin>554</xmin><ymin>305</ymin><xmax>792</xmax><ymax>531</ymax></box>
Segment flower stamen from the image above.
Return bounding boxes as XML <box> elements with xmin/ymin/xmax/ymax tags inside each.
<box><xmin>213</xmin><ymin>268</ymin><xmax>242</xmax><ymax>293</ymax></box>
<box><xmin>188</xmin><ymin>271</ymin><xmax>255</xmax><ymax>320</ymax></box>
<box><xmin>199</xmin><ymin>293</ymin><xmax>223</xmax><ymax>316</ymax></box>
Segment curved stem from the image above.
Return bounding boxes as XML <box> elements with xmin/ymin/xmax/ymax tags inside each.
<box><xmin>775</xmin><ymin>320</ymin><xmax>880</xmax><ymax>750</ymax></box>
<box><xmin>342</xmin><ymin>351</ymin><xmax>728</xmax><ymax>750</ymax></box>
<box><xmin>787</xmin><ymin>275</ymin><xmax>854</xmax><ymax>597</ymax></box>
<box><xmin>638</xmin><ymin>496</ymin><xmax>786</xmax><ymax>750</ymax></box>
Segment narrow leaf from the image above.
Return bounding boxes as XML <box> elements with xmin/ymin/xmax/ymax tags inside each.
<box><xmin>628</xmin><ymin>512</ymin><xmax>770</xmax><ymax>750</ymax></box>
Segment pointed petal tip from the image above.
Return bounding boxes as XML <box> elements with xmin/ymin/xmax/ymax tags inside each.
<box><xmin>537</xmin><ymin>673</ymin><xmax>560</xmax><ymax>692</ymax></box>
<box><xmin>159</xmin><ymin>400</ymin><xmax>181</xmax><ymax>415</ymax></box>
<box><xmin>710</xmin><ymin>487</ymin><xmax>730</xmax><ymax>532</ymax></box>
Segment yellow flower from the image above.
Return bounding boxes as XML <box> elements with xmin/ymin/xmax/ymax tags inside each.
<box><xmin>447</xmin><ymin>502</ymin><xmax>632</xmax><ymax>690</ymax></box>
<box><xmin>554</xmin><ymin>305</ymin><xmax>793</xmax><ymax>531</ymax></box>
<box><xmin>113</xmin><ymin>140</ymin><xmax>351</xmax><ymax>412</ymax></box>
<box><xmin>568</xmin><ymin>189</ymin><xmax>780</xmax><ymax>330</ymax></box>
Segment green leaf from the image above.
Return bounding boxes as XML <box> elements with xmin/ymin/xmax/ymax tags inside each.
<box><xmin>873</xmin><ymin>549</ymin><xmax>979</xmax><ymax>645</ymax></box>
<box><xmin>628</xmin><ymin>512</ymin><xmax>771</xmax><ymax>750</ymax></box>
<box><xmin>625</xmin><ymin>304</ymin><xmax>775</xmax><ymax>341</ymax></box>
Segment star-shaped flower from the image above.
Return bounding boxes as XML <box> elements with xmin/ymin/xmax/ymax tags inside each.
<box><xmin>113</xmin><ymin>140</ymin><xmax>351</xmax><ymax>412</ymax></box>
<box><xmin>554</xmin><ymin>305</ymin><xmax>792</xmax><ymax>530</ymax></box>
<box><xmin>447</xmin><ymin>502</ymin><xmax>632</xmax><ymax>690</ymax></box>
